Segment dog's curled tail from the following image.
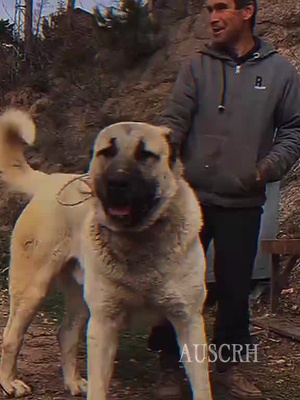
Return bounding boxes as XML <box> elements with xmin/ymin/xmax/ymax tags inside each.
<box><xmin>0</xmin><ymin>108</ymin><xmax>36</xmax><ymax>146</ymax></box>
<box><xmin>0</xmin><ymin>108</ymin><xmax>46</xmax><ymax>197</ymax></box>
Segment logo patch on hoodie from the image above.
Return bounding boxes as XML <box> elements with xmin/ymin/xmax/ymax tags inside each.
<box><xmin>254</xmin><ymin>76</ymin><xmax>267</xmax><ymax>90</ymax></box>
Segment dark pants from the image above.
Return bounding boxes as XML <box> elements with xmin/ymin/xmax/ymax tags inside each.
<box><xmin>148</xmin><ymin>205</ymin><xmax>263</xmax><ymax>367</ymax></box>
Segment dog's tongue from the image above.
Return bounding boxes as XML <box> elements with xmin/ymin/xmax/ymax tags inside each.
<box><xmin>108</xmin><ymin>207</ymin><xmax>131</xmax><ymax>216</ymax></box>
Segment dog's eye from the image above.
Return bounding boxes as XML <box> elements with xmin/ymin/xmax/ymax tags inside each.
<box><xmin>96</xmin><ymin>138</ymin><xmax>118</xmax><ymax>158</ymax></box>
<box><xmin>96</xmin><ymin>147</ymin><xmax>117</xmax><ymax>158</ymax></box>
<box><xmin>140</xmin><ymin>150</ymin><xmax>160</xmax><ymax>161</ymax></box>
<box><xmin>135</xmin><ymin>140</ymin><xmax>160</xmax><ymax>161</ymax></box>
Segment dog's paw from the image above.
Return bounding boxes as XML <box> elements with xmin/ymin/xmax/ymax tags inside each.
<box><xmin>65</xmin><ymin>377</ymin><xmax>88</xmax><ymax>396</ymax></box>
<box><xmin>0</xmin><ymin>378</ymin><xmax>32</xmax><ymax>398</ymax></box>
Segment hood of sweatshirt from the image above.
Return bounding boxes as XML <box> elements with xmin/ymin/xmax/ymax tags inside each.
<box><xmin>198</xmin><ymin>38</ymin><xmax>278</xmax><ymax>111</ymax></box>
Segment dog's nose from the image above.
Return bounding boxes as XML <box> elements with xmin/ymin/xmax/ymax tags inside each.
<box><xmin>107</xmin><ymin>169</ymin><xmax>130</xmax><ymax>191</ymax></box>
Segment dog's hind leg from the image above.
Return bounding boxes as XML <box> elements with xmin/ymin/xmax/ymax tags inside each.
<box><xmin>169</xmin><ymin>311</ymin><xmax>213</xmax><ymax>400</ymax></box>
<box><xmin>0</xmin><ymin>295</ymin><xmax>34</xmax><ymax>398</ymax></box>
<box><xmin>0</xmin><ymin>257</ymin><xmax>63</xmax><ymax>398</ymax></box>
<box><xmin>57</xmin><ymin>263</ymin><xmax>89</xmax><ymax>396</ymax></box>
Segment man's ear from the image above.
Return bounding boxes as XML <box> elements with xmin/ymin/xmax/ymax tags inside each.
<box><xmin>242</xmin><ymin>3</ymin><xmax>255</xmax><ymax>23</ymax></box>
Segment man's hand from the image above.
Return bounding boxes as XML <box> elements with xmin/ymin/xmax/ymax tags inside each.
<box><xmin>255</xmin><ymin>169</ymin><xmax>262</xmax><ymax>182</ymax></box>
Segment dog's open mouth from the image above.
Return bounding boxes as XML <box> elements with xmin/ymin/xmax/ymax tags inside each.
<box><xmin>108</xmin><ymin>206</ymin><xmax>132</xmax><ymax>217</ymax></box>
<box><xmin>105</xmin><ymin>194</ymin><xmax>160</xmax><ymax>227</ymax></box>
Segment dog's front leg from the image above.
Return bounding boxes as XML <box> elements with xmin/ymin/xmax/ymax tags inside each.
<box><xmin>169</xmin><ymin>313</ymin><xmax>213</xmax><ymax>400</ymax></box>
<box><xmin>87</xmin><ymin>311</ymin><xmax>121</xmax><ymax>400</ymax></box>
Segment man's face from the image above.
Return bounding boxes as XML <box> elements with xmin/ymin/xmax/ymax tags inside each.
<box><xmin>206</xmin><ymin>0</ymin><xmax>253</xmax><ymax>45</ymax></box>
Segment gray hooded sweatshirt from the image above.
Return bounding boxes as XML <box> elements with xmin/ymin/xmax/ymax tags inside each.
<box><xmin>161</xmin><ymin>39</ymin><xmax>300</xmax><ymax>207</ymax></box>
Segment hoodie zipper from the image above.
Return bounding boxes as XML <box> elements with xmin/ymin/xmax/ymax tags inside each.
<box><xmin>218</xmin><ymin>50</ymin><xmax>273</xmax><ymax>111</ymax></box>
<box><xmin>235</xmin><ymin>65</ymin><xmax>242</xmax><ymax>74</ymax></box>
<box><xmin>235</xmin><ymin>50</ymin><xmax>262</xmax><ymax>74</ymax></box>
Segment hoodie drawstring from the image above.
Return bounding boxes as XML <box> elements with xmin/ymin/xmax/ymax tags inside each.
<box><xmin>218</xmin><ymin>61</ymin><xmax>227</xmax><ymax>112</ymax></box>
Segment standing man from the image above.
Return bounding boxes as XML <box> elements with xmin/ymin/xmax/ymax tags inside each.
<box><xmin>148</xmin><ymin>0</ymin><xmax>300</xmax><ymax>398</ymax></box>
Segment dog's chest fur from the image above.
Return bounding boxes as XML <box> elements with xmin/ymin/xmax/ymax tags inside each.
<box><xmin>90</xmin><ymin>212</ymin><xmax>190</xmax><ymax>298</ymax></box>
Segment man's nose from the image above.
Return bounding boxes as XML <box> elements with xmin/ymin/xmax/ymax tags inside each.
<box><xmin>210</xmin><ymin>11</ymin><xmax>219</xmax><ymax>24</ymax></box>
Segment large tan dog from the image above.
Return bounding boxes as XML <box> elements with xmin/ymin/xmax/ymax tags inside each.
<box><xmin>79</xmin><ymin>121</ymin><xmax>213</xmax><ymax>399</ymax></box>
<box><xmin>0</xmin><ymin>109</ymin><xmax>212</xmax><ymax>400</ymax></box>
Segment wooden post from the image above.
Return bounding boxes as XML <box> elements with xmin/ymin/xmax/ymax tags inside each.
<box><xmin>67</xmin><ymin>0</ymin><xmax>76</xmax><ymax>13</ymax></box>
<box><xmin>261</xmin><ymin>239</ymin><xmax>300</xmax><ymax>315</ymax></box>
<box><xmin>25</xmin><ymin>0</ymin><xmax>33</xmax><ymax>57</ymax></box>
<box><xmin>270</xmin><ymin>254</ymin><xmax>281</xmax><ymax>314</ymax></box>
<box><xmin>66</xmin><ymin>0</ymin><xmax>76</xmax><ymax>29</ymax></box>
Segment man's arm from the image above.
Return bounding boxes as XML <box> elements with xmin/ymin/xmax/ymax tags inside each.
<box><xmin>257</xmin><ymin>66</ymin><xmax>300</xmax><ymax>183</ymax></box>
<box><xmin>160</xmin><ymin>59</ymin><xmax>198</xmax><ymax>147</ymax></box>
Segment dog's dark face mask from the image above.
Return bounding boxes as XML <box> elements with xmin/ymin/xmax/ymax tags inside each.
<box><xmin>94</xmin><ymin>157</ymin><xmax>160</xmax><ymax>228</ymax></box>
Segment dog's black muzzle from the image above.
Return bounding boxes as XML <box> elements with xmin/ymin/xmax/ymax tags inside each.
<box><xmin>94</xmin><ymin>159</ymin><xmax>159</xmax><ymax>227</ymax></box>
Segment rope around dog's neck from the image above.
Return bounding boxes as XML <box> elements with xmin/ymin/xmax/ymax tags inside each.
<box><xmin>56</xmin><ymin>173</ymin><xmax>93</xmax><ymax>207</ymax></box>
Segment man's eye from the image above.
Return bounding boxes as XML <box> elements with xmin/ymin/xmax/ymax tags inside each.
<box><xmin>216</xmin><ymin>4</ymin><xmax>228</xmax><ymax>10</ymax></box>
<box><xmin>206</xmin><ymin>3</ymin><xmax>229</xmax><ymax>13</ymax></box>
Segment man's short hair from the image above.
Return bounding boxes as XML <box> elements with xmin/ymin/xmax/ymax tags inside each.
<box><xmin>235</xmin><ymin>0</ymin><xmax>257</xmax><ymax>30</ymax></box>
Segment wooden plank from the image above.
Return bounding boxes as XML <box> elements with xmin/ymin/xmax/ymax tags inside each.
<box><xmin>260</xmin><ymin>239</ymin><xmax>300</xmax><ymax>254</ymax></box>
<box><xmin>251</xmin><ymin>317</ymin><xmax>300</xmax><ymax>342</ymax></box>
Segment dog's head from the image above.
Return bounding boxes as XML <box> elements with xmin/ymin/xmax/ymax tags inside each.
<box><xmin>88</xmin><ymin>122</ymin><xmax>181</xmax><ymax>232</ymax></box>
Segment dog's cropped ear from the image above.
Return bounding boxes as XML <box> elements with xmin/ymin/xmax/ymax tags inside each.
<box><xmin>162</xmin><ymin>127</ymin><xmax>180</xmax><ymax>169</ymax></box>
